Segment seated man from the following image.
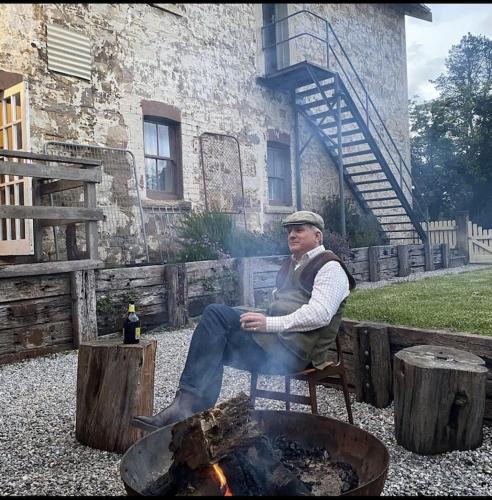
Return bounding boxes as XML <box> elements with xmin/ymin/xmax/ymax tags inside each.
<box><xmin>133</xmin><ymin>211</ymin><xmax>356</xmax><ymax>432</ymax></box>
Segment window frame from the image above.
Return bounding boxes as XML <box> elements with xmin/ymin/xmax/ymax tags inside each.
<box><xmin>142</xmin><ymin>115</ymin><xmax>182</xmax><ymax>201</ymax></box>
<box><xmin>266</xmin><ymin>140</ymin><xmax>292</xmax><ymax>206</ymax></box>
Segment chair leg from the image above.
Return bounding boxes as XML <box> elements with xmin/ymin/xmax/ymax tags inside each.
<box><xmin>308</xmin><ymin>378</ymin><xmax>318</xmax><ymax>414</ymax></box>
<box><xmin>285</xmin><ymin>376</ymin><xmax>291</xmax><ymax>411</ymax></box>
<box><xmin>250</xmin><ymin>372</ymin><xmax>258</xmax><ymax>409</ymax></box>
<box><xmin>340</xmin><ymin>372</ymin><xmax>354</xmax><ymax>425</ymax></box>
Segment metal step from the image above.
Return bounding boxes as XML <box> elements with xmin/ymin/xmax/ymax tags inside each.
<box><xmin>370</xmin><ymin>204</ymin><xmax>404</xmax><ymax>210</ymax></box>
<box><xmin>359</xmin><ymin>187</ymin><xmax>395</xmax><ymax>194</ymax></box>
<box><xmin>310</xmin><ymin>106</ymin><xmax>352</xmax><ymax>120</ymax></box>
<box><xmin>350</xmin><ymin>169</ymin><xmax>383</xmax><ymax>178</ymax></box>
<box><xmin>319</xmin><ymin>113</ymin><xmax>354</xmax><ymax>127</ymax></box>
<box><xmin>344</xmin><ymin>159</ymin><xmax>380</xmax><ymax>168</ymax></box>
<box><xmin>327</xmin><ymin>128</ymin><xmax>362</xmax><ymax>138</ymax></box>
<box><xmin>296</xmin><ymin>81</ymin><xmax>336</xmax><ymax>99</ymax></box>
<box><xmin>299</xmin><ymin>97</ymin><xmax>337</xmax><ymax>110</ymax></box>
<box><xmin>380</xmin><ymin>221</ymin><xmax>414</xmax><ymax>226</ymax></box>
<box><xmin>342</xmin><ymin>149</ymin><xmax>374</xmax><ymax>159</ymax></box>
<box><xmin>342</xmin><ymin>139</ymin><xmax>368</xmax><ymax>148</ymax></box>
<box><xmin>365</xmin><ymin>196</ymin><xmax>399</xmax><ymax>202</ymax></box>
<box><xmin>353</xmin><ymin>178</ymin><xmax>390</xmax><ymax>186</ymax></box>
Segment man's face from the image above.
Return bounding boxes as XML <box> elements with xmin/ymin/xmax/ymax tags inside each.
<box><xmin>286</xmin><ymin>224</ymin><xmax>321</xmax><ymax>257</ymax></box>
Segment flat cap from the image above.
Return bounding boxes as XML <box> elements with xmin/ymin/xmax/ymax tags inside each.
<box><xmin>281</xmin><ymin>211</ymin><xmax>324</xmax><ymax>231</ymax></box>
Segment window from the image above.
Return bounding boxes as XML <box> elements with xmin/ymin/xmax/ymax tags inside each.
<box><xmin>143</xmin><ymin>117</ymin><xmax>181</xmax><ymax>200</ymax></box>
<box><xmin>267</xmin><ymin>141</ymin><xmax>292</xmax><ymax>205</ymax></box>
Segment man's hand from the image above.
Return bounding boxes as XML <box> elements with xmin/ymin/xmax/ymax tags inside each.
<box><xmin>240</xmin><ymin>312</ymin><xmax>267</xmax><ymax>332</ymax></box>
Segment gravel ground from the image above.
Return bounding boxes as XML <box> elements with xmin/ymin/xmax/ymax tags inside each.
<box><xmin>0</xmin><ymin>264</ymin><xmax>491</xmax><ymax>496</ymax></box>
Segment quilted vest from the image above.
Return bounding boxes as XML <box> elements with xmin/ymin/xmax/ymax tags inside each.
<box><xmin>252</xmin><ymin>250</ymin><xmax>356</xmax><ymax>369</ymax></box>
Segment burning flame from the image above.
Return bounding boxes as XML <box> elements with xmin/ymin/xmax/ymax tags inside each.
<box><xmin>212</xmin><ymin>463</ymin><xmax>233</xmax><ymax>496</ymax></box>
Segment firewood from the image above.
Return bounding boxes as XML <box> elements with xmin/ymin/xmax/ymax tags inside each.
<box><xmin>168</xmin><ymin>393</ymin><xmax>313</xmax><ymax>496</ymax></box>
<box><xmin>170</xmin><ymin>392</ymin><xmax>260</xmax><ymax>469</ymax></box>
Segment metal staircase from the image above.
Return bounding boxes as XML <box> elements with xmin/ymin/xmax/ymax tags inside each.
<box><xmin>258</xmin><ymin>9</ymin><xmax>428</xmax><ymax>245</ymax></box>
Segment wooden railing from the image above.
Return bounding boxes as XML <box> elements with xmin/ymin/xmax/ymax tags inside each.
<box><xmin>0</xmin><ymin>149</ymin><xmax>104</xmax><ymax>277</ymax></box>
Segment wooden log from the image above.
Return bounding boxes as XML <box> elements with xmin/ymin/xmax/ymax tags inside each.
<box><xmin>441</xmin><ymin>243</ymin><xmax>450</xmax><ymax>268</ymax></box>
<box><xmin>424</xmin><ymin>239</ymin><xmax>434</xmax><ymax>271</ymax></box>
<box><xmin>66</xmin><ymin>223</ymin><xmax>87</xmax><ymax>260</ymax></box>
<box><xmin>0</xmin><ymin>274</ymin><xmax>70</xmax><ymax>303</ymax></box>
<box><xmin>0</xmin><ymin>205</ymin><xmax>104</xmax><ymax>222</ymax></box>
<box><xmin>0</xmin><ymin>259</ymin><xmax>104</xmax><ymax>278</ymax></box>
<box><xmin>32</xmin><ymin>179</ymin><xmax>43</xmax><ymax>262</ymax></box>
<box><xmin>397</xmin><ymin>245</ymin><xmax>410</xmax><ymax>276</ymax></box>
<box><xmin>76</xmin><ymin>337</ymin><xmax>157</xmax><ymax>453</ymax></box>
<box><xmin>0</xmin><ymin>159</ymin><xmax>102</xmax><ymax>182</ymax></box>
<box><xmin>0</xmin><ymin>294</ymin><xmax>72</xmax><ymax>330</ymax></box>
<box><xmin>165</xmin><ymin>263</ymin><xmax>188</xmax><ymax>327</ymax></box>
<box><xmin>71</xmin><ymin>270</ymin><xmax>97</xmax><ymax>348</ymax></box>
<box><xmin>455</xmin><ymin>211</ymin><xmax>470</xmax><ymax>263</ymax></box>
<box><xmin>354</xmin><ymin>324</ymin><xmax>392</xmax><ymax>408</ymax></box>
<box><xmin>95</xmin><ymin>265</ymin><xmax>166</xmax><ymax>291</ymax></box>
<box><xmin>0</xmin><ymin>149</ymin><xmax>101</xmax><ymax>165</ymax></box>
<box><xmin>167</xmin><ymin>393</ymin><xmax>312</xmax><ymax>496</ymax></box>
<box><xmin>0</xmin><ymin>320</ymin><xmax>73</xmax><ymax>356</ymax></box>
<box><xmin>394</xmin><ymin>345</ymin><xmax>487</xmax><ymax>454</ymax></box>
<box><xmin>84</xmin><ymin>182</ymin><xmax>99</xmax><ymax>260</ymax></box>
<box><xmin>170</xmin><ymin>393</ymin><xmax>259</xmax><ymax>469</ymax></box>
<box><xmin>368</xmin><ymin>246</ymin><xmax>380</xmax><ymax>282</ymax></box>
<box><xmin>238</xmin><ymin>257</ymin><xmax>255</xmax><ymax>306</ymax></box>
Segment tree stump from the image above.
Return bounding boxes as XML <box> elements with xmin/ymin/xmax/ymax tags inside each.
<box><xmin>394</xmin><ymin>345</ymin><xmax>487</xmax><ymax>455</ymax></box>
<box><xmin>76</xmin><ymin>337</ymin><xmax>157</xmax><ymax>453</ymax></box>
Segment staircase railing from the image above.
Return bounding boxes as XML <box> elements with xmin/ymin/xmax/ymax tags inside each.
<box><xmin>261</xmin><ymin>8</ymin><xmax>429</xmax><ymax>234</ymax></box>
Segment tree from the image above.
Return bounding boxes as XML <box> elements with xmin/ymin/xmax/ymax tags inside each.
<box><xmin>410</xmin><ymin>33</ymin><xmax>492</xmax><ymax>225</ymax></box>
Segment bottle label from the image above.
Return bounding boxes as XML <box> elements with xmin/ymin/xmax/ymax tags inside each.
<box><xmin>135</xmin><ymin>327</ymin><xmax>141</xmax><ymax>339</ymax></box>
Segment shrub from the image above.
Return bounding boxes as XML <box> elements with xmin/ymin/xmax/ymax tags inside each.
<box><xmin>324</xmin><ymin>231</ymin><xmax>351</xmax><ymax>260</ymax></box>
<box><xmin>320</xmin><ymin>195</ymin><xmax>388</xmax><ymax>248</ymax></box>
<box><xmin>175</xmin><ymin>211</ymin><xmax>289</xmax><ymax>262</ymax></box>
<box><xmin>175</xmin><ymin>211</ymin><xmax>232</xmax><ymax>262</ymax></box>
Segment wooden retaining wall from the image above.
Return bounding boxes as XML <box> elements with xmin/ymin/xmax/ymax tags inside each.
<box><xmin>0</xmin><ymin>242</ymin><xmax>453</xmax><ymax>361</ymax></box>
<box><xmin>95</xmin><ymin>265</ymin><xmax>169</xmax><ymax>336</ymax></box>
<box><xmin>340</xmin><ymin>320</ymin><xmax>492</xmax><ymax>427</ymax></box>
<box><xmin>0</xmin><ymin>274</ymin><xmax>73</xmax><ymax>364</ymax></box>
<box><xmin>3</xmin><ymin>241</ymin><xmax>490</xmax><ymax>425</ymax></box>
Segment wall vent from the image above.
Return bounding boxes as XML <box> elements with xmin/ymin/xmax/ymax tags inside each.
<box><xmin>46</xmin><ymin>24</ymin><xmax>91</xmax><ymax>81</ymax></box>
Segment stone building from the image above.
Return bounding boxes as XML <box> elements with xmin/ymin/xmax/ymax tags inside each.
<box><xmin>0</xmin><ymin>3</ymin><xmax>432</xmax><ymax>266</ymax></box>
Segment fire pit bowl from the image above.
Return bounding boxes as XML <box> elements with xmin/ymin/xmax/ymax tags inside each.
<box><xmin>120</xmin><ymin>410</ymin><xmax>389</xmax><ymax>496</ymax></box>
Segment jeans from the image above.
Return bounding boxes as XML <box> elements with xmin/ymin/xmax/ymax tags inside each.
<box><xmin>178</xmin><ymin>304</ymin><xmax>308</xmax><ymax>407</ymax></box>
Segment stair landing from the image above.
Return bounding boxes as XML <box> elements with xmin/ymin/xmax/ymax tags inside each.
<box><xmin>256</xmin><ymin>61</ymin><xmax>335</xmax><ymax>91</ymax></box>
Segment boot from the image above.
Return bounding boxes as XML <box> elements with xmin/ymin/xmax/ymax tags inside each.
<box><xmin>131</xmin><ymin>389</ymin><xmax>208</xmax><ymax>432</ymax></box>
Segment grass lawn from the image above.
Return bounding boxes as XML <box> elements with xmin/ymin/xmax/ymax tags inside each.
<box><xmin>344</xmin><ymin>267</ymin><xmax>492</xmax><ymax>336</ymax></box>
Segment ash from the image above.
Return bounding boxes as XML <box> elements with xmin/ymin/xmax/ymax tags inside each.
<box><xmin>272</xmin><ymin>435</ymin><xmax>359</xmax><ymax>495</ymax></box>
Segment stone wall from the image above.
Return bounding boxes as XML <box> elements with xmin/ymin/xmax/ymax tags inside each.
<box><xmin>0</xmin><ymin>3</ymin><xmax>413</xmax><ymax>265</ymax></box>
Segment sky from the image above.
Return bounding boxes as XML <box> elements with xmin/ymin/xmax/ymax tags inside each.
<box><xmin>405</xmin><ymin>3</ymin><xmax>492</xmax><ymax>102</ymax></box>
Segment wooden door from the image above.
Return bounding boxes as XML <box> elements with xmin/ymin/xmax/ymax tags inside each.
<box><xmin>0</xmin><ymin>81</ymin><xmax>33</xmax><ymax>255</ymax></box>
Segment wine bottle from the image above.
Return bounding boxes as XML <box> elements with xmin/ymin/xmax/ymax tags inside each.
<box><xmin>123</xmin><ymin>302</ymin><xmax>141</xmax><ymax>344</ymax></box>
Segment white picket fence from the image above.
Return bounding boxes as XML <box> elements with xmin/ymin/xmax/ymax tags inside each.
<box><xmin>421</xmin><ymin>220</ymin><xmax>457</xmax><ymax>249</ymax></box>
<box><xmin>468</xmin><ymin>220</ymin><xmax>492</xmax><ymax>264</ymax></box>
<box><xmin>420</xmin><ymin>218</ymin><xmax>492</xmax><ymax>264</ymax></box>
